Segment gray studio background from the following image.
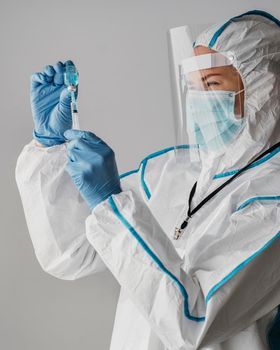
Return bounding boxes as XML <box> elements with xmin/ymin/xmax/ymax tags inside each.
<box><xmin>1</xmin><ymin>1</ymin><xmax>280</xmax><ymax>349</ymax></box>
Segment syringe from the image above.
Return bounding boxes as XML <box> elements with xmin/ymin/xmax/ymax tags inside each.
<box><xmin>64</xmin><ymin>61</ymin><xmax>80</xmax><ymax>129</ymax></box>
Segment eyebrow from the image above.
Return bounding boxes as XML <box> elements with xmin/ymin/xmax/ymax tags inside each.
<box><xmin>201</xmin><ymin>73</ymin><xmax>222</xmax><ymax>81</ymax></box>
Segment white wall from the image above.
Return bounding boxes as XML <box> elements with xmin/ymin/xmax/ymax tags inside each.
<box><xmin>1</xmin><ymin>1</ymin><xmax>280</xmax><ymax>349</ymax></box>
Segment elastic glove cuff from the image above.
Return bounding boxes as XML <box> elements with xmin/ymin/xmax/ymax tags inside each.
<box><xmin>33</xmin><ymin>129</ymin><xmax>66</xmax><ymax>148</ymax></box>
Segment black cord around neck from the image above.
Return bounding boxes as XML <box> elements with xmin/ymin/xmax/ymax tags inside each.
<box><xmin>174</xmin><ymin>141</ymin><xmax>280</xmax><ymax>239</ymax></box>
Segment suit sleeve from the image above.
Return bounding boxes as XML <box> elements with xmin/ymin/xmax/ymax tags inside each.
<box><xmin>15</xmin><ymin>139</ymin><xmax>147</xmax><ymax>281</ymax></box>
<box><xmin>85</xmin><ymin>189</ymin><xmax>280</xmax><ymax>349</ymax></box>
<box><xmin>15</xmin><ymin>140</ymin><xmax>106</xmax><ymax>280</ymax></box>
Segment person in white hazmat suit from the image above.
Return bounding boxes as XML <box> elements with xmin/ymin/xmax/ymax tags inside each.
<box><xmin>16</xmin><ymin>9</ymin><xmax>280</xmax><ymax>350</ymax></box>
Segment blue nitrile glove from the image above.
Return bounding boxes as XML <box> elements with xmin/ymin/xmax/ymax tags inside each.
<box><xmin>30</xmin><ymin>60</ymin><xmax>78</xmax><ymax>147</ymax></box>
<box><xmin>64</xmin><ymin>129</ymin><xmax>122</xmax><ymax>209</ymax></box>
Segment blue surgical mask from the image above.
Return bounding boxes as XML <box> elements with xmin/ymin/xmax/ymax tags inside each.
<box><xmin>186</xmin><ymin>90</ymin><xmax>244</xmax><ymax>151</ymax></box>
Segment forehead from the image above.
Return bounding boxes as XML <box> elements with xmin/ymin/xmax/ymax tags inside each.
<box><xmin>193</xmin><ymin>45</ymin><xmax>217</xmax><ymax>56</ymax></box>
<box><xmin>187</xmin><ymin>46</ymin><xmax>237</xmax><ymax>79</ymax></box>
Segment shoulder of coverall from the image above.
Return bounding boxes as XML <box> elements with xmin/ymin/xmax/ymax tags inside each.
<box><xmin>119</xmin><ymin>145</ymin><xmax>199</xmax><ymax>200</ymax></box>
<box><xmin>119</xmin><ymin>143</ymin><xmax>280</xmax><ymax>201</ymax></box>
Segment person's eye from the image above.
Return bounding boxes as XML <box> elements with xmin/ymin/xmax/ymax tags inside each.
<box><xmin>207</xmin><ymin>81</ymin><xmax>220</xmax><ymax>86</ymax></box>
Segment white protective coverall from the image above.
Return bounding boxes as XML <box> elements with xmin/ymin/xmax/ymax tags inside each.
<box><xmin>16</xmin><ymin>10</ymin><xmax>280</xmax><ymax>350</ymax></box>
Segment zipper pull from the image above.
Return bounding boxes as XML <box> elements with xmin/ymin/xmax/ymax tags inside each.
<box><xmin>174</xmin><ymin>217</ymin><xmax>190</xmax><ymax>240</ymax></box>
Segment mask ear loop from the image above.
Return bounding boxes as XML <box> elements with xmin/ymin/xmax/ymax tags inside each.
<box><xmin>233</xmin><ymin>88</ymin><xmax>245</xmax><ymax>96</ymax></box>
<box><xmin>232</xmin><ymin>88</ymin><xmax>245</xmax><ymax>119</ymax></box>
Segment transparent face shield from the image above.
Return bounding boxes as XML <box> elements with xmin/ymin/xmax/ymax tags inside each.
<box><xmin>168</xmin><ymin>25</ymin><xmax>244</xmax><ymax>163</ymax></box>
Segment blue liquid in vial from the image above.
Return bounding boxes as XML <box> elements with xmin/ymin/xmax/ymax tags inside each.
<box><xmin>64</xmin><ymin>62</ymin><xmax>79</xmax><ymax>86</ymax></box>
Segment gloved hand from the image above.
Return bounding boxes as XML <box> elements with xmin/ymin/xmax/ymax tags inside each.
<box><xmin>64</xmin><ymin>129</ymin><xmax>122</xmax><ymax>209</ymax></box>
<box><xmin>30</xmin><ymin>60</ymin><xmax>78</xmax><ymax>147</ymax></box>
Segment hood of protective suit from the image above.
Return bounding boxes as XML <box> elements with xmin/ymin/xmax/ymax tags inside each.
<box><xmin>192</xmin><ymin>10</ymin><xmax>280</xmax><ymax>200</ymax></box>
